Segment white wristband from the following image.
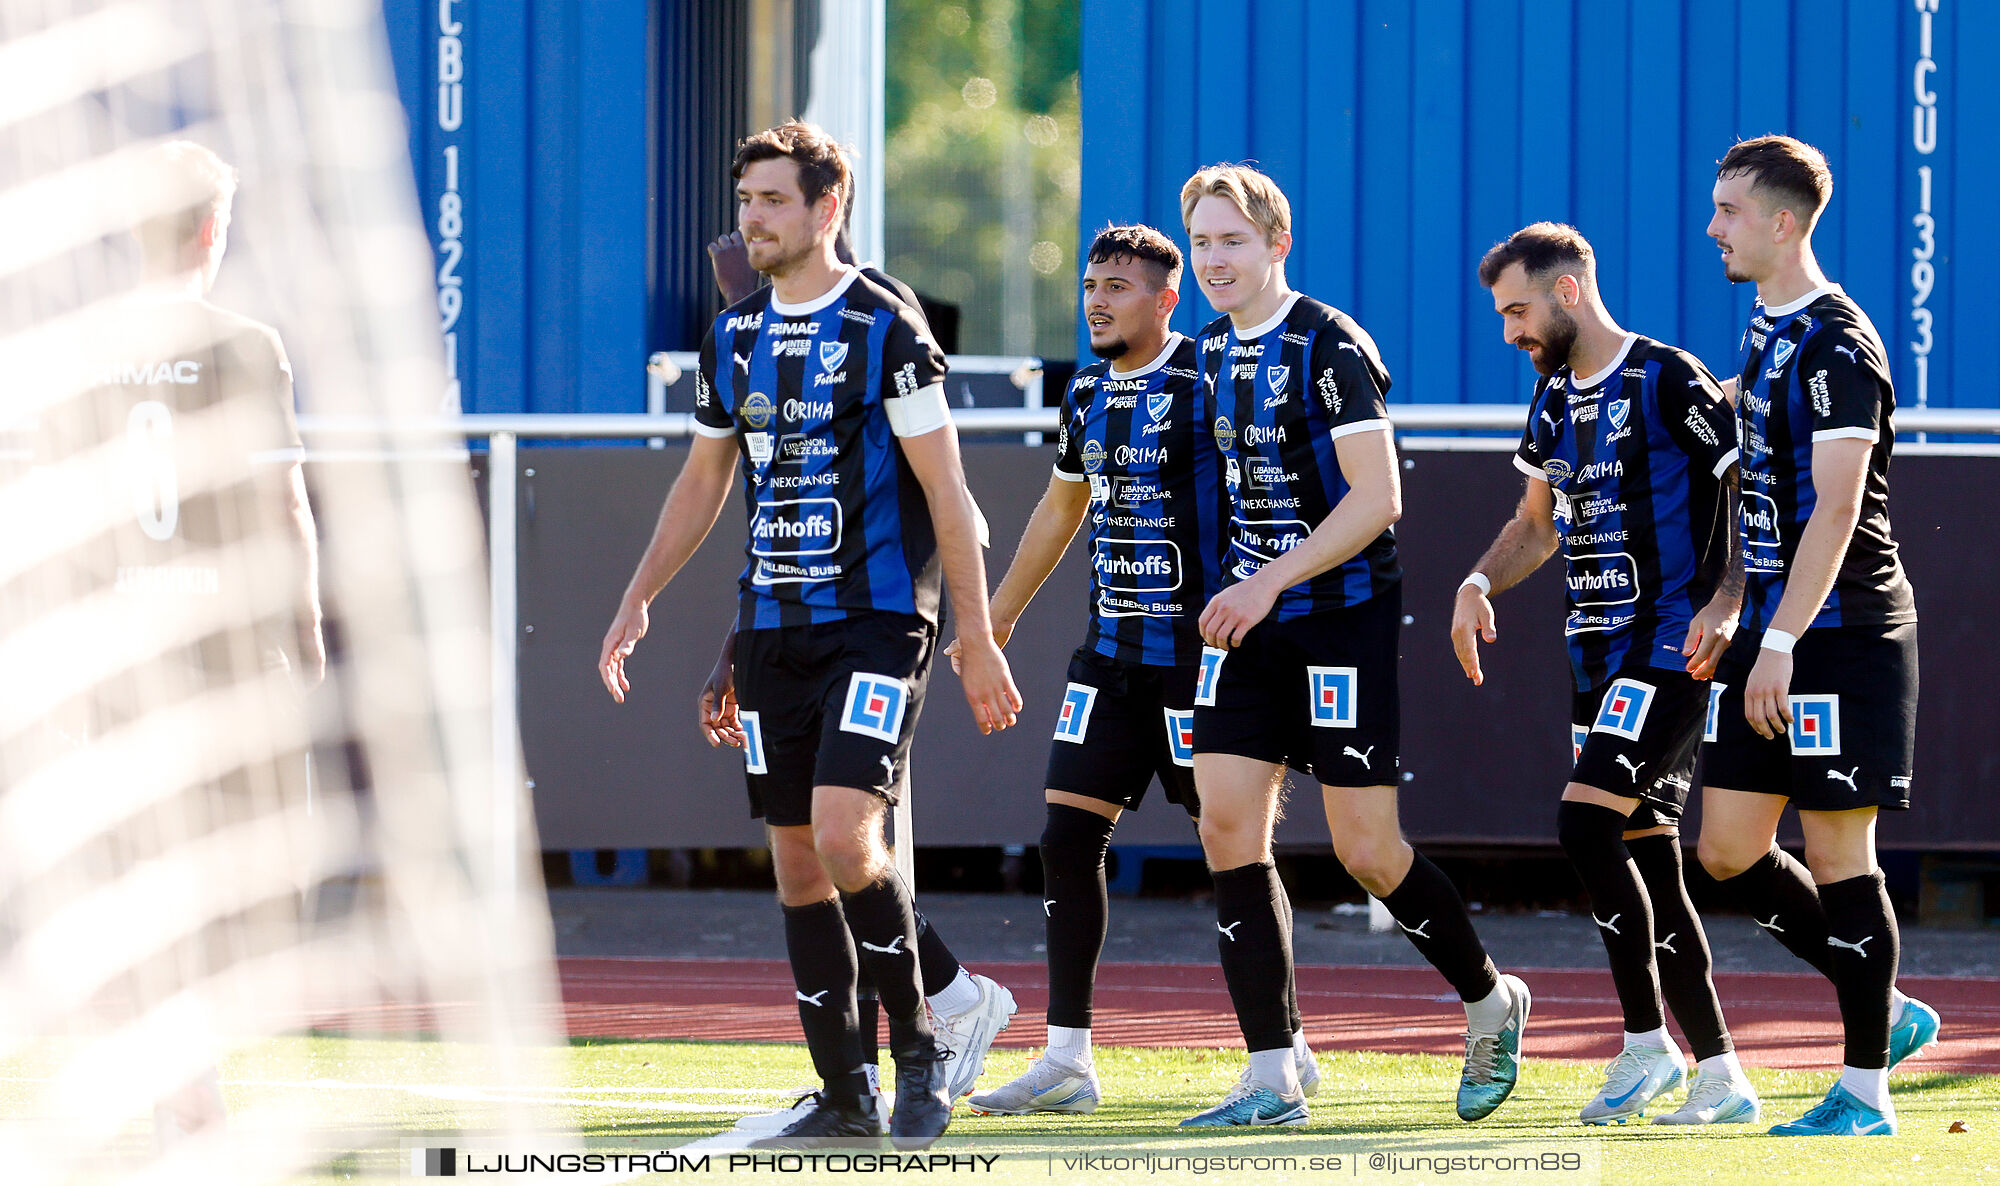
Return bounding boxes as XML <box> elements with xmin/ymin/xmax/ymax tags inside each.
<box><xmin>1460</xmin><ymin>573</ymin><xmax>1492</xmax><ymax>597</ymax></box>
<box><xmin>1761</xmin><ymin>628</ymin><xmax>1799</xmax><ymax>655</ymax></box>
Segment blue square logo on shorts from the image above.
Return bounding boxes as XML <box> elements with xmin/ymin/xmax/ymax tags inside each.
<box><xmin>1788</xmin><ymin>694</ymin><xmax>1841</xmax><ymax>755</ymax></box>
<box><xmin>1705</xmin><ymin>683</ymin><xmax>1726</xmax><ymax>744</ymax></box>
<box><xmin>1571</xmin><ymin>724</ymin><xmax>1589</xmax><ymax>763</ymax></box>
<box><xmin>1306</xmin><ymin>666</ymin><xmax>1358</xmax><ymax>729</ymax></box>
<box><xmin>1195</xmin><ymin>647</ymin><xmax>1227</xmax><ymax>707</ymax></box>
<box><xmin>741</xmin><ymin>710</ymin><xmax>768</xmax><ymax>775</ymax></box>
<box><xmin>1164</xmin><ymin>708</ymin><xmax>1195</xmax><ymax>767</ymax></box>
<box><xmin>1053</xmin><ymin>683</ymin><xmax>1097</xmax><ymax>743</ymax></box>
<box><xmin>1592</xmin><ymin>678</ymin><xmax>1655</xmax><ymax>741</ymax></box>
<box><xmin>841</xmin><ymin>673</ymin><xmax>908</xmax><ymax>744</ymax></box>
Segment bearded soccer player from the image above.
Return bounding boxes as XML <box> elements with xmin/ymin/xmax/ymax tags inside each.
<box><xmin>943</xmin><ymin>225</ymin><xmax>1320</xmax><ymax>1114</ymax></box>
<box><xmin>1696</xmin><ymin>135</ymin><xmax>1938</xmax><ymax>1137</ymax></box>
<box><xmin>695</xmin><ymin>152</ymin><xmax>1018</xmax><ymax>1133</ymax></box>
<box><xmin>1457</xmin><ymin>223</ymin><xmax>1756</xmax><ymax>1125</ymax></box>
<box><xmin>598</xmin><ymin>122</ymin><xmax>1021</xmax><ymax>1148</ymax></box>
<box><xmin>1179</xmin><ymin>164</ymin><xmax>1528</xmax><ymax>1127</ymax></box>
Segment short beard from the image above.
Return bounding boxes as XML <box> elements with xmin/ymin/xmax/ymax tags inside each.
<box><xmin>1528</xmin><ymin>304</ymin><xmax>1579</xmax><ymax>376</ymax></box>
<box><xmin>1088</xmin><ymin>335</ymin><xmax>1130</xmax><ymax>361</ymax></box>
<box><xmin>1723</xmin><ymin>262</ymin><xmax>1753</xmax><ymax>284</ymax></box>
<box><xmin>753</xmin><ymin>237</ymin><xmax>813</xmax><ymax>280</ymax></box>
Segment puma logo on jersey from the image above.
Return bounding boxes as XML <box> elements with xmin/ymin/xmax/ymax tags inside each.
<box><xmin>1828</xmin><ymin>934</ymin><xmax>1873</xmax><ymax>958</ymax></box>
<box><xmin>880</xmin><ymin>755</ymin><xmax>896</xmax><ymax>779</ymax></box>
<box><xmin>1343</xmin><ymin>745</ymin><xmax>1375</xmax><ymax>769</ymax></box>
<box><xmin>733</xmin><ymin>352</ymin><xmax>752</xmax><ymax>371</ymax></box>
<box><xmin>1755</xmin><ymin>915</ymin><xmax>1785</xmax><ymax>933</ymax></box>
<box><xmin>1398</xmin><ymin>919</ymin><xmax>1431</xmax><ymax>939</ymax></box>
<box><xmin>1594</xmin><ymin>913</ymin><xmax>1622</xmax><ymax>935</ymax></box>
<box><xmin>1216</xmin><ymin>921</ymin><xmax>1243</xmax><ymax>941</ymax></box>
<box><xmin>796</xmin><ymin>990</ymin><xmax>829</xmax><ymax>1007</ymax></box>
<box><xmin>1655</xmin><ymin>933</ymin><xmax>1678</xmax><ymax>955</ymax></box>
<box><xmin>1614</xmin><ymin>754</ymin><xmax>1644</xmax><ymax>782</ymax></box>
<box><xmin>1826</xmin><ymin>766</ymin><xmax>1860</xmax><ymax>791</ymax></box>
<box><xmin>1338</xmin><ymin>341</ymin><xmax>1363</xmax><ymax>355</ymax></box>
<box><xmin>1043</xmin><ymin>899</ymin><xmax>1056</xmax><ymax>917</ymax></box>
<box><xmin>1835</xmin><ymin>344</ymin><xmax>1860</xmax><ymax>364</ymax></box>
<box><xmin>859</xmin><ymin>937</ymin><xmax>906</xmax><ymax>956</ymax></box>
<box><xmin>1540</xmin><ymin>410</ymin><xmax>1558</xmax><ymax>431</ymax></box>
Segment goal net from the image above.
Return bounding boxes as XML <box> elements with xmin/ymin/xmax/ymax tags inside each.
<box><xmin>0</xmin><ymin>1</ymin><xmax>564</xmax><ymax>1180</ymax></box>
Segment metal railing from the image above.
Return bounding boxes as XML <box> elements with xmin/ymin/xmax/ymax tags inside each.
<box><xmin>290</xmin><ymin>403</ymin><xmax>2000</xmax><ymax>880</ymax></box>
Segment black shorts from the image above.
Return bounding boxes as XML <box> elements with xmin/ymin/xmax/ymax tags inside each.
<box><xmin>1703</xmin><ymin>623</ymin><xmax>1917</xmax><ymax>811</ymax></box>
<box><xmin>1191</xmin><ymin>585</ymin><xmax>1402</xmax><ymax>788</ymax></box>
<box><xmin>733</xmin><ymin>611</ymin><xmax>935</xmax><ymax>828</ymax></box>
<box><xmin>1570</xmin><ymin>666</ymin><xmax>1707</xmax><ymax>829</ymax></box>
<box><xmin>1043</xmin><ymin>648</ymin><xmax>1200</xmax><ymax>816</ymax></box>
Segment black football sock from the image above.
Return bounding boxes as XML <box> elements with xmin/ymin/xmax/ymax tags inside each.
<box><xmin>1819</xmin><ymin>871</ymin><xmax>1899</xmax><ymax>1070</ymax></box>
<box><xmin>855</xmin><ymin>948</ymin><xmax>881</xmax><ymax>1069</ymax></box>
<box><xmin>782</xmin><ymin>898</ymin><xmax>867</xmax><ymax>1105</ymax></box>
<box><xmin>840</xmin><ymin>873</ymin><xmax>933</xmax><ymax>1055</ymax></box>
<box><xmin>1716</xmin><ymin>845</ymin><xmax>1837</xmax><ymax>977</ymax></box>
<box><xmin>1279</xmin><ymin>881</ymin><xmax>1302</xmax><ymax>1036</ymax></box>
<box><xmin>1040</xmin><ymin>803</ymin><xmax>1117</xmax><ymax>1029</ymax></box>
<box><xmin>1558</xmin><ymin>801</ymin><xmax>1663</xmax><ymax>1034</ymax></box>
<box><xmin>1212</xmin><ymin>862</ymin><xmax>1294</xmax><ymax>1053</ymax></box>
<box><xmin>1628</xmin><ymin>833</ymin><xmax>1732</xmax><ymax>1059</ymax></box>
<box><xmin>1379</xmin><ymin>851</ymin><xmax>1501</xmax><ymax>1002</ymax></box>
<box><xmin>913</xmin><ymin>910</ymin><xmax>961</xmax><ymax>998</ymax></box>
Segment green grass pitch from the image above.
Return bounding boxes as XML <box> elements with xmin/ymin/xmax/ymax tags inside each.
<box><xmin>3</xmin><ymin>1037</ymin><xmax>1994</xmax><ymax>1182</ymax></box>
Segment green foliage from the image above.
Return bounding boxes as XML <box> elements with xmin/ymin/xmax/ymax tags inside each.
<box><xmin>884</xmin><ymin>0</ymin><xmax>1081</xmax><ymax>358</ymax></box>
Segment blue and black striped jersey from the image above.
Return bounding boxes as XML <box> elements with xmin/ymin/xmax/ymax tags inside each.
<box><xmin>1732</xmin><ymin>286</ymin><xmax>1916</xmax><ymax>635</ymax></box>
<box><xmin>1514</xmin><ymin>335</ymin><xmax>1740</xmax><ymax>692</ymax></box>
<box><xmin>1198</xmin><ymin>293</ymin><xmax>1401</xmax><ymax>618</ymax></box>
<box><xmin>694</xmin><ymin>268</ymin><xmax>949</xmax><ymax>630</ymax></box>
<box><xmin>1052</xmin><ymin>334</ymin><xmax>1226</xmax><ymax>667</ymax></box>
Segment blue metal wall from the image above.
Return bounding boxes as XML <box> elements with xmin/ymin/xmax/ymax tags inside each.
<box><xmin>374</xmin><ymin>1</ymin><xmax>1996</xmax><ymax>415</ymax></box>
<box><xmin>381</xmin><ymin>0</ymin><xmax>652</xmax><ymax>414</ymax></box>
<box><xmin>1080</xmin><ymin>0</ymin><xmax>1997</xmax><ymax>411</ymax></box>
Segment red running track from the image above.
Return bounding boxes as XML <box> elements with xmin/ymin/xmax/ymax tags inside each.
<box><xmin>533</xmin><ymin>958</ymin><xmax>2000</xmax><ymax>1074</ymax></box>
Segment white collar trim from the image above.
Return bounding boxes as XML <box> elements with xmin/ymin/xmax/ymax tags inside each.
<box><xmin>1572</xmin><ymin>333</ymin><xmax>1639</xmax><ymax>391</ymax></box>
<box><xmin>1762</xmin><ymin>283</ymin><xmax>1840</xmax><ymax>320</ymax></box>
<box><xmin>769</xmin><ymin>267</ymin><xmax>860</xmax><ymax>317</ymax></box>
<box><xmin>1108</xmin><ymin>333</ymin><xmax>1184</xmax><ymax>379</ymax></box>
<box><xmin>1233</xmin><ymin>292</ymin><xmax>1302</xmax><ymax>341</ymax></box>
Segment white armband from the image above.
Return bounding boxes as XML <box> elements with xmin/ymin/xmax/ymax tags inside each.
<box><xmin>887</xmin><ymin>382</ymin><xmax>951</xmax><ymax>437</ymax></box>
<box><xmin>1460</xmin><ymin>572</ymin><xmax>1492</xmax><ymax>597</ymax></box>
<box><xmin>1760</xmin><ymin>628</ymin><xmax>1798</xmax><ymax>655</ymax></box>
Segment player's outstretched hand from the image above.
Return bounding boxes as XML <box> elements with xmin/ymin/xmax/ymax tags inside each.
<box><xmin>599</xmin><ymin>598</ymin><xmax>649</xmax><ymax>704</ymax></box>
<box><xmin>698</xmin><ymin>645</ymin><xmax>743</xmax><ymax>748</ymax></box>
<box><xmin>1198</xmin><ymin>578</ymin><xmax>1278</xmax><ymax>650</ymax></box>
<box><xmin>956</xmin><ymin>639</ymin><xmax>1021</xmax><ymax>734</ymax></box>
<box><xmin>707</xmin><ymin>231</ymin><xmax>758</xmax><ymax>306</ymax></box>
<box><xmin>1450</xmin><ymin>584</ymin><xmax>1497</xmax><ymax>686</ymax></box>
<box><xmin>1742</xmin><ymin>649</ymin><xmax>1793</xmax><ymax>740</ymax></box>
<box><xmin>1682</xmin><ymin>594</ymin><xmax>1739</xmax><ymax>680</ymax></box>
<box><xmin>943</xmin><ymin>618</ymin><xmax>1015</xmax><ymax>676</ymax></box>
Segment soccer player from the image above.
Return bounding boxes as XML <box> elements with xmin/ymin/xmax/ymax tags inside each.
<box><xmin>40</xmin><ymin>140</ymin><xmax>323</xmax><ymax>1142</ymax></box>
<box><xmin>598</xmin><ymin>122</ymin><xmax>1021</xmax><ymax>1148</ymax></box>
<box><xmin>940</xmin><ymin>224</ymin><xmax>1318</xmax><ymax>1115</ymax></box>
<box><xmin>1696</xmin><ymin>135</ymin><xmax>1938</xmax><ymax>1137</ymax></box>
<box><xmin>696</xmin><ymin>174</ymin><xmax>1018</xmax><ymax>1130</ymax></box>
<box><xmin>1178</xmin><ymin>164</ymin><xmax>1528</xmax><ymax>1127</ymax></box>
<box><xmin>1456</xmin><ymin>223</ymin><xmax>1757</xmax><ymax>1125</ymax></box>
